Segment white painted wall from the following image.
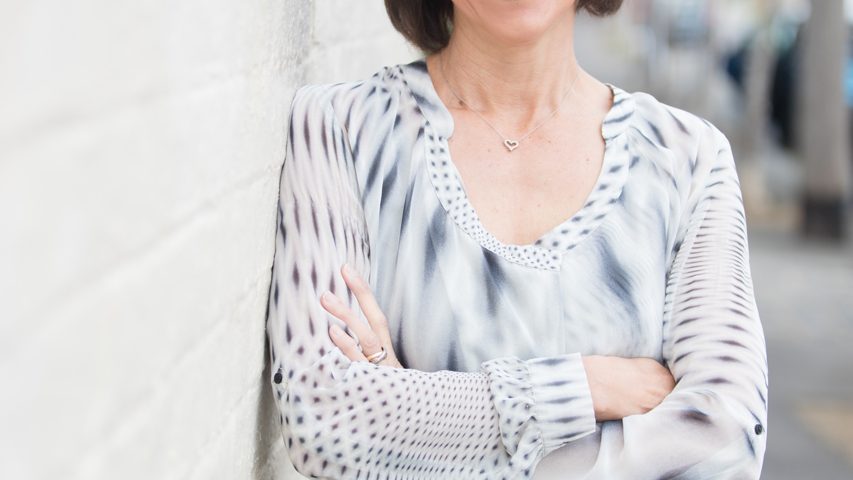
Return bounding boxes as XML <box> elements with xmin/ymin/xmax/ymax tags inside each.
<box><xmin>0</xmin><ymin>1</ymin><xmax>416</xmax><ymax>479</ymax></box>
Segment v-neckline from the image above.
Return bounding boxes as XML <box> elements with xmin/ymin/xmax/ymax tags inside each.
<box><xmin>400</xmin><ymin>58</ymin><xmax>635</xmax><ymax>271</ymax></box>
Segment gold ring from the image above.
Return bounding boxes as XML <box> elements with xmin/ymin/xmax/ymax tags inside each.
<box><xmin>366</xmin><ymin>347</ymin><xmax>387</xmax><ymax>364</ymax></box>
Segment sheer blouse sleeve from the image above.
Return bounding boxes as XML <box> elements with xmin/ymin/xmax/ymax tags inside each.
<box><xmin>265</xmin><ymin>85</ymin><xmax>598</xmax><ymax>479</ymax></box>
<box><xmin>582</xmin><ymin>122</ymin><xmax>769</xmax><ymax>479</ymax></box>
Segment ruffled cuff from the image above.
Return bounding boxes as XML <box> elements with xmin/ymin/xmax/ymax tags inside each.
<box><xmin>527</xmin><ymin>353</ymin><xmax>597</xmax><ymax>452</ymax></box>
<box><xmin>482</xmin><ymin>352</ymin><xmax>597</xmax><ymax>459</ymax></box>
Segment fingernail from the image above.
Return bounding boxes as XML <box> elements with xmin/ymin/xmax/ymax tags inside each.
<box><xmin>320</xmin><ymin>290</ymin><xmax>333</xmax><ymax>303</ymax></box>
<box><xmin>343</xmin><ymin>263</ymin><xmax>366</xmax><ymax>286</ymax></box>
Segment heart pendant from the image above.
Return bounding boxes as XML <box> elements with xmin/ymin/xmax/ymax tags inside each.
<box><xmin>504</xmin><ymin>139</ymin><xmax>519</xmax><ymax>152</ymax></box>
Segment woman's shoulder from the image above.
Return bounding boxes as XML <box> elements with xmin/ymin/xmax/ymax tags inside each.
<box><xmin>615</xmin><ymin>85</ymin><xmax>728</xmax><ymax>154</ymax></box>
<box><xmin>612</xmin><ymin>85</ymin><xmax>735</xmax><ymax>207</ymax></box>
<box><xmin>290</xmin><ymin>60</ymin><xmax>418</xmax><ymax>116</ymax></box>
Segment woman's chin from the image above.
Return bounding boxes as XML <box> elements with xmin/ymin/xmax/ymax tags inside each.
<box><xmin>455</xmin><ymin>0</ymin><xmax>574</xmax><ymax>46</ymax></box>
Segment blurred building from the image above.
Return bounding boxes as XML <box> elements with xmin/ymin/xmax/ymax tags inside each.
<box><xmin>579</xmin><ymin>0</ymin><xmax>851</xmax><ymax>231</ymax></box>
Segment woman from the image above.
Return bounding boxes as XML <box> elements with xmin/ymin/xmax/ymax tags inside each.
<box><xmin>265</xmin><ymin>0</ymin><xmax>769</xmax><ymax>478</ymax></box>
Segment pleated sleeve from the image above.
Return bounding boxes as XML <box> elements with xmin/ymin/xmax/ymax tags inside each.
<box><xmin>265</xmin><ymin>84</ymin><xmax>598</xmax><ymax>479</ymax></box>
<box><xmin>582</xmin><ymin>123</ymin><xmax>769</xmax><ymax>479</ymax></box>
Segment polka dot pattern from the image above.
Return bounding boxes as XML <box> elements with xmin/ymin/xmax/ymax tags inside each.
<box><xmin>418</xmin><ymin>76</ymin><xmax>635</xmax><ymax>271</ymax></box>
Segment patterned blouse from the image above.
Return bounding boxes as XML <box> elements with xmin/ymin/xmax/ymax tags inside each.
<box><xmin>265</xmin><ymin>58</ymin><xmax>769</xmax><ymax>479</ymax></box>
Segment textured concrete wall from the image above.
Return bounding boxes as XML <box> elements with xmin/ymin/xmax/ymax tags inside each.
<box><xmin>0</xmin><ymin>1</ymin><xmax>416</xmax><ymax>479</ymax></box>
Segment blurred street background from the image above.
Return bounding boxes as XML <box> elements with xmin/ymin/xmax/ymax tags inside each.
<box><xmin>576</xmin><ymin>1</ymin><xmax>853</xmax><ymax>478</ymax></box>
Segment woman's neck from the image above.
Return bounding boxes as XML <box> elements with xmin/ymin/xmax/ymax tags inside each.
<box><xmin>433</xmin><ymin>12</ymin><xmax>585</xmax><ymax>125</ymax></box>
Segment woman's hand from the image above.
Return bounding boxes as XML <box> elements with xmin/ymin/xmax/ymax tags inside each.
<box><xmin>582</xmin><ymin>355</ymin><xmax>676</xmax><ymax>422</ymax></box>
<box><xmin>320</xmin><ymin>263</ymin><xmax>403</xmax><ymax>368</ymax></box>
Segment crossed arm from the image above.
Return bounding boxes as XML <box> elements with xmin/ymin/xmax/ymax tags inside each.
<box><xmin>265</xmin><ymin>85</ymin><xmax>769</xmax><ymax>479</ymax></box>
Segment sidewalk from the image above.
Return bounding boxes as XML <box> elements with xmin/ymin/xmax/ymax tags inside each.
<box><xmin>749</xmin><ymin>222</ymin><xmax>853</xmax><ymax>479</ymax></box>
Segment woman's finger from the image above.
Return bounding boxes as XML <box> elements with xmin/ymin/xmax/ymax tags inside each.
<box><xmin>320</xmin><ymin>290</ymin><xmax>384</xmax><ymax>357</ymax></box>
<box><xmin>328</xmin><ymin>324</ymin><xmax>368</xmax><ymax>362</ymax></box>
<box><xmin>340</xmin><ymin>263</ymin><xmax>393</xmax><ymax>347</ymax></box>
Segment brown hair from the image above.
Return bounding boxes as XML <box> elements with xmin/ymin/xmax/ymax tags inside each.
<box><xmin>385</xmin><ymin>0</ymin><xmax>623</xmax><ymax>53</ymax></box>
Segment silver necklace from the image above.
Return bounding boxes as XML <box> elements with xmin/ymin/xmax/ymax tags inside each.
<box><xmin>438</xmin><ymin>55</ymin><xmax>582</xmax><ymax>152</ymax></box>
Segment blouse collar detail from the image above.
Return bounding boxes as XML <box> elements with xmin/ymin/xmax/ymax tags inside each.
<box><xmin>399</xmin><ymin>58</ymin><xmax>636</xmax><ymax>271</ymax></box>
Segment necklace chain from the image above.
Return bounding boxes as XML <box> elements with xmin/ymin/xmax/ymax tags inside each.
<box><xmin>438</xmin><ymin>53</ymin><xmax>582</xmax><ymax>152</ymax></box>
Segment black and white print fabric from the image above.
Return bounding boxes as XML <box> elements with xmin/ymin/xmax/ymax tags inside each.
<box><xmin>265</xmin><ymin>58</ymin><xmax>769</xmax><ymax>479</ymax></box>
